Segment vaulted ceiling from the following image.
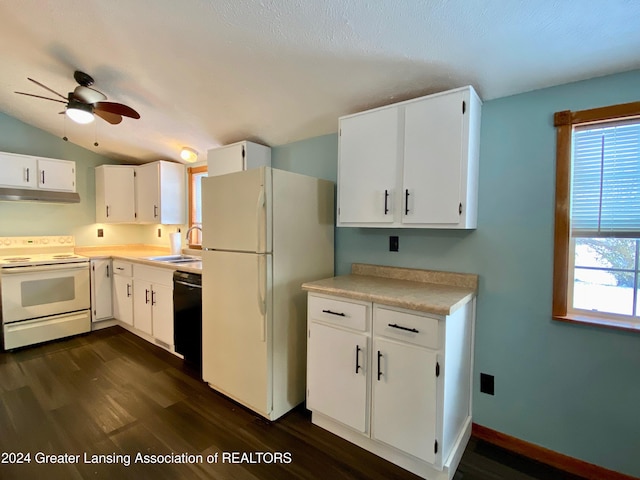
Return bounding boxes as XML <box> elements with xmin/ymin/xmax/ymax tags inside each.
<box><xmin>1</xmin><ymin>0</ymin><xmax>639</xmax><ymax>163</ymax></box>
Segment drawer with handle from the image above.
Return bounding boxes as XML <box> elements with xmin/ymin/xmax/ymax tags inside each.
<box><xmin>308</xmin><ymin>294</ymin><xmax>369</xmax><ymax>332</ymax></box>
<box><xmin>374</xmin><ymin>306</ymin><xmax>440</xmax><ymax>349</ymax></box>
<box><xmin>112</xmin><ymin>260</ymin><xmax>133</xmax><ymax>276</ymax></box>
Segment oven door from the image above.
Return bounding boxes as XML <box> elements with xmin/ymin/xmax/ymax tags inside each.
<box><xmin>1</xmin><ymin>262</ymin><xmax>90</xmax><ymax>323</ymax></box>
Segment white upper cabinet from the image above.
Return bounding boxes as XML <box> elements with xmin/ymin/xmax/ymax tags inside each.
<box><xmin>135</xmin><ymin>161</ymin><xmax>185</xmax><ymax>224</ymax></box>
<box><xmin>0</xmin><ymin>152</ymin><xmax>38</xmax><ymax>189</ymax></box>
<box><xmin>0</xmin><ymin>152</ymin><xmax>76</xmax><ymax>192</ymax></box>
<box><xmin>95</xmin><ymin>165</ymin><xmax>136</xmax><ymax>223</ymax></box>
<box><xmin>337</xmin><ymin>86</ymin><xmax>481</xmax><ymax>229</ymax></box>
<box><xmin>95</xmin><ymin>161</ymin><xmax>185</xmax><ymax>225</ymax></box>
<box><xmin>37</xmin><ymin>157</ymin><xmax>76</xmax><ymax>192</ymax></box>
<box><xmin>207</xmin><ymin>140</ymin><xmax>271</xmax><ymax>177</ymax></box>
<box><xmin>338</xmin><ymin>107</ymin><xmax>399</xmax><ymax>224</ymax></box>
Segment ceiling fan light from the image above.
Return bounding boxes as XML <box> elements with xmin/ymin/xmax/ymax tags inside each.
<box><xmin>180</xmin><ymin>147</ymin><xmax>198</xmax><ymax>163</ymax></box>
<box><xmin>66</xmin><ymin>105</ymin><xmax>94</xmax><ymax>124</ymax></box>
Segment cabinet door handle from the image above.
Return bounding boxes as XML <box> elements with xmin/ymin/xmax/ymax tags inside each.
<box><xmin>126</xmin><ymin>283</ymin><xmax>131</xmax><ymax>297</ymax></box>
<box><xmin>377</xmin><ymin>351</ymin><xmax>383</xmax><ymax>381</ymax></box>
<box><xmin>151</xmin><ymin>290</ymin><xmax>156</xmax><ymax>306</ymax></box>
<box><xmin>106</xmin><ymin>265</ymin><xmax>110</xmax><ymax>278</ymax></box>
<box><xmin>404</xmin><ymin>189</ymin><xmax>410</xmax><ymax>215</ymax></box>
<box><xmin>25</xmin><ymin>167</ymin><xmax>30</xmax><ymax>183</ymax></box>
<box><xmin>116</xmin><ymin>266</ymin><xmax>124</xmax><ymax>271</ymax></box>
<box><xmin>322</xmin><ymin>309</ymin><xmax>345</xmax><ymax>317</ymax></box>
<box><xmin>41</xmin><ymin>170</ymin><xmax>45</xmax><ymax>184</ymax></box>
<box><xmin>355</xmin><ymin>345</ymin><xmax>362</xmax><ymax>374</ymax></box>
<box><xmin>154</xmin><ymin>205</ymin><xmax>158</xmax><ymax>218</ymax></box>
<box><xmin>384</xmin><ymin>189</ymin><xmax>389</xmax><ymax>215</ymax></box>
<box><xmin>388</xmin><ymin>323</ymin><xmax>419</xmax><ymax>333</ymax></box>
<box><xmin>106</xmin><ymin>206</ymin><xmax>110</xmax><ymax>218</ymax></box>
<box><xmin>145</xmin><ymin>288</ymin><xmax>150</xmax><ymax>304</ymax></box>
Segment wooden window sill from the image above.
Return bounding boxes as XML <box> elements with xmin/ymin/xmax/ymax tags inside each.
<box><xmin>553</xmin><ymin>314</ymin><xmax>640</xmax><ymax>334</ymax></box>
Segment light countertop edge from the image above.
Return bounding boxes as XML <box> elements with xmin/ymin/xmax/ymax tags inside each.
<box><xmin>75</xmin><ymin>245</ymin><xmax>202</xmax><ymax>274</ymax></box>
<box><xmin>302</xmin><ymin>265</ymin><xmax>478</xmax><ymax>316</ymax></box>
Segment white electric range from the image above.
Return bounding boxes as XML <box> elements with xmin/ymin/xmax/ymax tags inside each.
<box><xmin>0</xmin><ymin>236</ymin><xmax>91</xmax><ymax>350</ymax></box>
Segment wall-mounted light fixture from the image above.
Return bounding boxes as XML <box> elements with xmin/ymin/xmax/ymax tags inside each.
<box><xmin>180</xmin><ymin>146</ymin><xmax>198</xmax><ymax>163</ymax></box>
<box><xmin>65</xmin><ymin>99</ymin><xmax>95</xmax><ymax>124</ymax></box>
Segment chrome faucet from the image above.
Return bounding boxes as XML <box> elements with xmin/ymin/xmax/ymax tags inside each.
<box><xmin>185</xmin><ymin>225</ymin><xmax>202</xmax><ymax>243</ymax></box>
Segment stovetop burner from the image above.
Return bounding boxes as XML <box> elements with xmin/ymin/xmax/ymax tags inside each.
<box><xmin>0</xmin><ymin>236</ymin><xmax>86</xmax><ymax>267</ymax></box>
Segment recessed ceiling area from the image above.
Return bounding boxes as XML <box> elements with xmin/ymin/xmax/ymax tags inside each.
<box><xmin>0</xmin><ymin>0</ymin><xmax>639</xmax><ymax>163</ymax></box>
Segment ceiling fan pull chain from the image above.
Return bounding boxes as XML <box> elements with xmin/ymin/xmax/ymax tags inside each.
<box><xmin>62</xmin><ymin>114</ymin><xmax>68</xmax><ymax>142</ymax></box>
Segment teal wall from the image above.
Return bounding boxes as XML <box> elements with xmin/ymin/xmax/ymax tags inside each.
<box><xmin>0</xmin><ymin>113</ymin><xmax>175</xmax><ymax>246</ymax></box>
<box><xmin>273</xmin><ymin>69</ymin><xmax>640</xmax><ymax>477</ymax></box>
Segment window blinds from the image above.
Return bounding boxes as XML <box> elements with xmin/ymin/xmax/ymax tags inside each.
<box><xmin>571</xmin><ymin>118</ymin><xmax>640</xmax><ymax>236</ymax></box>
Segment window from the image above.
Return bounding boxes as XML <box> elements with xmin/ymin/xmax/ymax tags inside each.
<box><xmin>553</xmin><ymin>101</ymin><xmax>640</xmax><ymax>331</ymax></box>
<box><xmin>187</xmin><ymin>165</ymin><xmax>207</xmax><ymax>247</ymax></box>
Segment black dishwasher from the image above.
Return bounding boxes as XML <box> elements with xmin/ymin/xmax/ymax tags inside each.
<box><xmin>173</xmin><ymin>270</ymin><xmax>202</xmax><ymax>373</ymax></box>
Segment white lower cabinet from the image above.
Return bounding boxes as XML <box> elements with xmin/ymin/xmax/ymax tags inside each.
<box><xmin>372</xmin><ymin>338</ymin><xmax>438</xmax><ymax>464</ymax></box>
<box><xmin>306</xmin><ymin>293</ymin><xmax>475</xmax><ymax>480</ymax></box>
<box><xmin>90</xmin><ymin>259</ymin><xmax>113</xmax><ymax>322</ymax></box>
<box><xmin>307</xmin><ymin>321</ymin><xmax>369</xmax><ymax>433</ymax></box>
<box><xmin>132</xmin><ymin>264</ymin><xmax>174</xmax><ymax>348</ymax></box>
<box><xmin>149</xmin><ymin>283</ymin><xmax>173</xmax><ymax>346</ymax></box>
<box><xmin>112</xmin><ymin>261</ymin><xmax>134</xmax><ymax>326</ymax></box>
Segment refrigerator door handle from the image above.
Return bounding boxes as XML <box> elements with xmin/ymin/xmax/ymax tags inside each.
<box><xmin>256</xmin><ymin>187</ymin><xmax>265</xmax><ymax>253</ymax></box>
<box><xmin>257</xmin><ymin>255</ymin><xmax>267</xmax><ymax>341</ymax></box>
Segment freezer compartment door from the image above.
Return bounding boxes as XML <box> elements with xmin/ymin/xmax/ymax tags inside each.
<box><xmin>202</xmin><ymin>250</ymin><xmax>272</xmax><ymax>417</ymax></box>
<box><xmin>201</xmin><ymin>167</ymin><xmax>271</xmax><ymax>253</ymax></box>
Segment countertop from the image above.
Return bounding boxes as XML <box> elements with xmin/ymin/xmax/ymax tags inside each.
<box><xmin>75</xmin><ymin>244</ymin><xmax>202</xmax><ymax>274</ymax></box>
<box><xmin>302</xmin><ymin>263</ymin><xmax>478</xmax><ymax>316</ymax></box>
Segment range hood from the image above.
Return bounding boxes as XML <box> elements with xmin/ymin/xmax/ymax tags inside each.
<box><xmin>0</xmin><ymin>187</ymin><xmax>80</xmax><ymax>204</ymax></box>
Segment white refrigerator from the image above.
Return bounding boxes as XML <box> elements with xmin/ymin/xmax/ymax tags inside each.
<box><xmin>201</xmin><ymin>166</ymin><xmax>334</xmax><ymax>420</ymax></box>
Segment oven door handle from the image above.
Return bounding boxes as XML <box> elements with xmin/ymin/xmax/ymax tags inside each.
<box><xmin>0</xmin><ymin>263</ymin><xmax>89</xmax><ymax>274</ymax></box>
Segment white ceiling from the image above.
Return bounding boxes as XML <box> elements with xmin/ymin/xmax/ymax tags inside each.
<box><xmin>0</xmin><ymin>0</ymin><xmax>639</xmax><ymax>164</ymax></box>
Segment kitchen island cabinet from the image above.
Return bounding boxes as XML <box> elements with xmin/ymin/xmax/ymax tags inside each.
<box><xmin>303</xmin><ymin>264</ymin><xmax>477</xmax><ymax>480</ymax></box>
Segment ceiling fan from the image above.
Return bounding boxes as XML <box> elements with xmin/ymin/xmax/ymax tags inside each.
<box><xmin>15</xmin><ymin>70</ymin><xmax>140</xmax><ymax>125</ymax></box>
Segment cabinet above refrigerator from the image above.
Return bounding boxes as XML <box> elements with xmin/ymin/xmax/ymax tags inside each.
<box><xmin>207</xmin><ymin>140</ymin><xmax>271</xmax><ymax>177</ymax></box>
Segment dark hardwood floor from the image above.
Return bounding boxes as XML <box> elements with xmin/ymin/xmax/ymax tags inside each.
<box><xmin>0</xmin><ymin>326</ymin><xmax>586</xmax><ymax>480</ymax></box>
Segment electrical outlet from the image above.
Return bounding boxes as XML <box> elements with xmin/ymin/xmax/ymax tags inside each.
<box><xmin>480</xmin><ymin>373</ymin><xmax>495</xmax><ymax>395</ymax></box>
<box><xmin>157</xmin><ymin>228</ymin><xmax>162</xmax><ymax>237</ymax></box>
<box><xmin>389</xmin><ymin>236</ymin><xmax>399</xmax><ymax>252</ymax></box>
<box><xmin>97</xmin><ymin>228</ymin><xmax>104</xmax><ymax>238</ymax></box>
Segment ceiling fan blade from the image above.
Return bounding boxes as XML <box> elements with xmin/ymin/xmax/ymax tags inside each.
<box><xmin>15</xmin><ymin>91</ymin><xmax>67</xmax><ymax>104</ymax></box>
<box><xmin>94</xmin><ymin>109</ymin><xmax>123</xmax><ymax>125</ymax></box>
<box><xmin>95</xmin><ymin>102</ymin><xmax>140</xmax><ymax>119</ymax></box>
<box><xmin>73</xmin><ymin>85</ymin><xmax>107</xmax><ymax>104</ymax></box>
<box><xmin>27</xmin><ymin>77</ymin><xmax>68</xmax><ymax>100</ymax></box>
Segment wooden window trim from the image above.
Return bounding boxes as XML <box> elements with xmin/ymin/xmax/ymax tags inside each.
<box><xmin>187</xmin><ymin>165</ymin><xmax>207</xmax><ymax>249</ymax></box>
<box><xmin>553</xmin><ymin>101</ymin><xmax>640</xmax><ymax>332</ymax></box>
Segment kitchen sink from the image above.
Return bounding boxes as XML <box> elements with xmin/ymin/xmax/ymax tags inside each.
<box><xmin>145</xmin><ymin>255</ymin><xmax>201</xmax><ymax>264</ymax></box>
